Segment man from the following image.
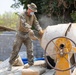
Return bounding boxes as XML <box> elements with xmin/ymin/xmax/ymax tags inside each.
<box><xmin>8</xmin><ymin>3</ymin><xmax>43</xmax><ymax>71</ymax></box>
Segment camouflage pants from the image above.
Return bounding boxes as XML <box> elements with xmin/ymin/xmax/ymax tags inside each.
<box><xmin>9</xmin><ymin>31</ymin><xmax>34</xmax><ymax>66</ymax></box>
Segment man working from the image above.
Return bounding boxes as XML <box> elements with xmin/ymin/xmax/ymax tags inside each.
<box><xmin>8</xmin><ymin>3</ymin><xmax>43</xmax><ymax>71</ymax></box>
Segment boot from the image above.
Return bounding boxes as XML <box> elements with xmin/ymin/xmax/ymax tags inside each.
<box><xmin>23</xmin><ymin>62</ymin><xmax>34</xmax><ymax>69</ymax></box>
<box><xmin>23</xmin><ymin>64</ymin><xmax>31</xmax><ymax>69</ymax></box>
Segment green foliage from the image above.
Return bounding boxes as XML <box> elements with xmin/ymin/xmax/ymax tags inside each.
<box><xmin>11</xmin><ymin>0</ymin><xmax>21</xmax><ymax>9</ymax></box>
<box><xmin>0</xmin><ymin>12</ymin><xmax>19</xmax><ymax>29</ymax></box>
<box><xmin>18</xmin><ymin>0</ymin><xmax>44</xmax><ymax>14</ymax></box>
<box><xmin>12</xmin><ymin>0</ymin><xmax>50</xmax><ymax>14</ymax></box>
<box><xmin>0</xmin><ymin>20</ymin><xmax>4</xmax><ymax>24</ymax></box>
<box><xmin>71</xmin><ymin>11</ymin><xmax>76</xmax><ymax>22</ymax></box>
<box><xmin>41</xmin><ymin>0</ymin><xmax>50</xmax><ymax>14</ymax></box>
<box><xmin>12</xmin><ymin>0</ymin><xmax>76</xmax><ymax>15</ymax></box>
<box><xmin>12</xmin><ymin>0</ymin><xmax>76</xmax><ymax>22</ymax></box>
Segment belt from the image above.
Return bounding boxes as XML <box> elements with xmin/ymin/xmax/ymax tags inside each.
<box><xmin>17</xmin><ymin>31</ymin><xmax>29</xmax><ymax>38</ymax></box>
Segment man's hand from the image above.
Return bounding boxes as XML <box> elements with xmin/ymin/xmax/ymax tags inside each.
<box><xmin>28</xmin><ymin>29</ymin><xmax>38</xmax><ymax>40</ymax></box>
<box><xmin>25</xmin><ymin>23</ymin><xmax>31</xmax><ymax>28</ymax></box>
<box><xmin>39</xmin><ymin>29</ymin><xmax>44</xmax><ymax>37</ymax></box>
<box><xmin>38</xmin><ymin>29</ymin><xmax>44</xmax><ymax>40</ymax></box>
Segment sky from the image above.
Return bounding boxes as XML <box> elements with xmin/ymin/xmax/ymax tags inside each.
<box><xmin>0</xmin><ymin>0</ymin><xmax>23</xmax><ymax>14</ymax></box>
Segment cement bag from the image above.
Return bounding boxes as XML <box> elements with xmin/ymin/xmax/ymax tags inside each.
<box><xmin>41</xmin><ymin>23</ymin><xmax>76</xmax><ymax>60</ymax></box>
<box><xmin>13</xmin><ymin>56</ymin><xmax>24</xmax><ymax>66</ymax></box>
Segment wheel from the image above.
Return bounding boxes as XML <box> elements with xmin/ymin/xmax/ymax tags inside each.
<box><xmin>45</xmin><ymin>36</ymin><xmax>76</xmax><ymax>71</ymax></box>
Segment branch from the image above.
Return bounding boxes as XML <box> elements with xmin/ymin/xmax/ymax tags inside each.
<box><xmin>0</xmin><ymin>26</ymin><xmax>16</xmax><ymax>31</ymax></box>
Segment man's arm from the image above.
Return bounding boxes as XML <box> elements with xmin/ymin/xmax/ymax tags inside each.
<box><xmin>15</xmin><ymin>12</ymin><xmax>26</xmax><ymax>24</ymax></box>
<box><xmin>33</xmin><ymin>15</ymin><xmax>44</xmax><ymax>37</ymax></box>
<box><xmin>16</xmin><ymin>12</ymin><xmax>31</xmax><ymax>28</ymax></box>
<box><xmin>33</xmin><ymin>15</ymin><xmax>42</xmax><ymax>31</ymax></box>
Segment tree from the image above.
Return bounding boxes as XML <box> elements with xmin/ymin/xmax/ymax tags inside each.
<box><xmin>12</xmin><ymin>0</ymin><xmax>76</xmax><ymax>23</ymax></box>
<box><xmin>48</xmin><ymin>0</ymin><xmax>76</xmax><ymax>22</ymax></box>
<box><xmin>0</xmin><ymin>12</ymin><xmax>19</xmax><ymax>30</ymax></box>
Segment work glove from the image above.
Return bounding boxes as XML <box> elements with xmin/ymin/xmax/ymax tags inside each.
<box><xmin>39</xmin><ymin>29</ymin><xmax>44</xmax><ymax>36</ymax></box>
<box><xmin>38</xmin><ymin>29</ymin><xmax>44</xmax><ymax>40</ymax></box>
<box><xmin>28</xmin><ymin>29</ymin><xmax>38</xmax><ymax>40</ymax></box>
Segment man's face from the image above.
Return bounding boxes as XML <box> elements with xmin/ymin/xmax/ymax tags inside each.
<box><xmin>27</xmin><ymin>8</ymin><xmax>34</xmax><ymax>16</ymax></box>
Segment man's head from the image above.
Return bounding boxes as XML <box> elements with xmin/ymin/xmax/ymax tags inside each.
<box><xmin>27</xmin><ymin>3</ymin><xmax>37</xmax><ymax>16</ymax></box>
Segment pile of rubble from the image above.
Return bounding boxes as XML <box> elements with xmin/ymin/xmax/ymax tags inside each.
<box><xmin>0</xmin><ymin>57</ymin><xmax>76</xmax><ymax>75</ymax></box>
<box><xmin>0</xmin><ymin>56</ymin><xmax>55</xmax><ymax>75</ymax></box>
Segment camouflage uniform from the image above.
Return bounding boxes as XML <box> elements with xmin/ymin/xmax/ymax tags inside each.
<box><xmin>9</xmin><ymin>11</ymin><xmax>42</xmax><ymax>66</ymax></box>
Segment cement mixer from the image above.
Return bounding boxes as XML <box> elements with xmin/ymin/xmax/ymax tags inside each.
<box><xmin>40</xmin><ymin>23</ymin><xmax>76</xmax><ymax>75</ymax></box>
<box><xmin>0</xmin><ymin>23</ymin><xmax>76</xmax><ymax>75</ymax></box>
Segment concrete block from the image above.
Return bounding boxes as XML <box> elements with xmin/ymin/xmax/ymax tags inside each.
<box><xmin>22</xmin><ymin>66</ymin><xmax>46</xmax><ymax>75</ymax></box>
<box><xmin>22</xmin><ymin>69</ymin><xmax>39</xmax><ymax>75</ymax></box>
